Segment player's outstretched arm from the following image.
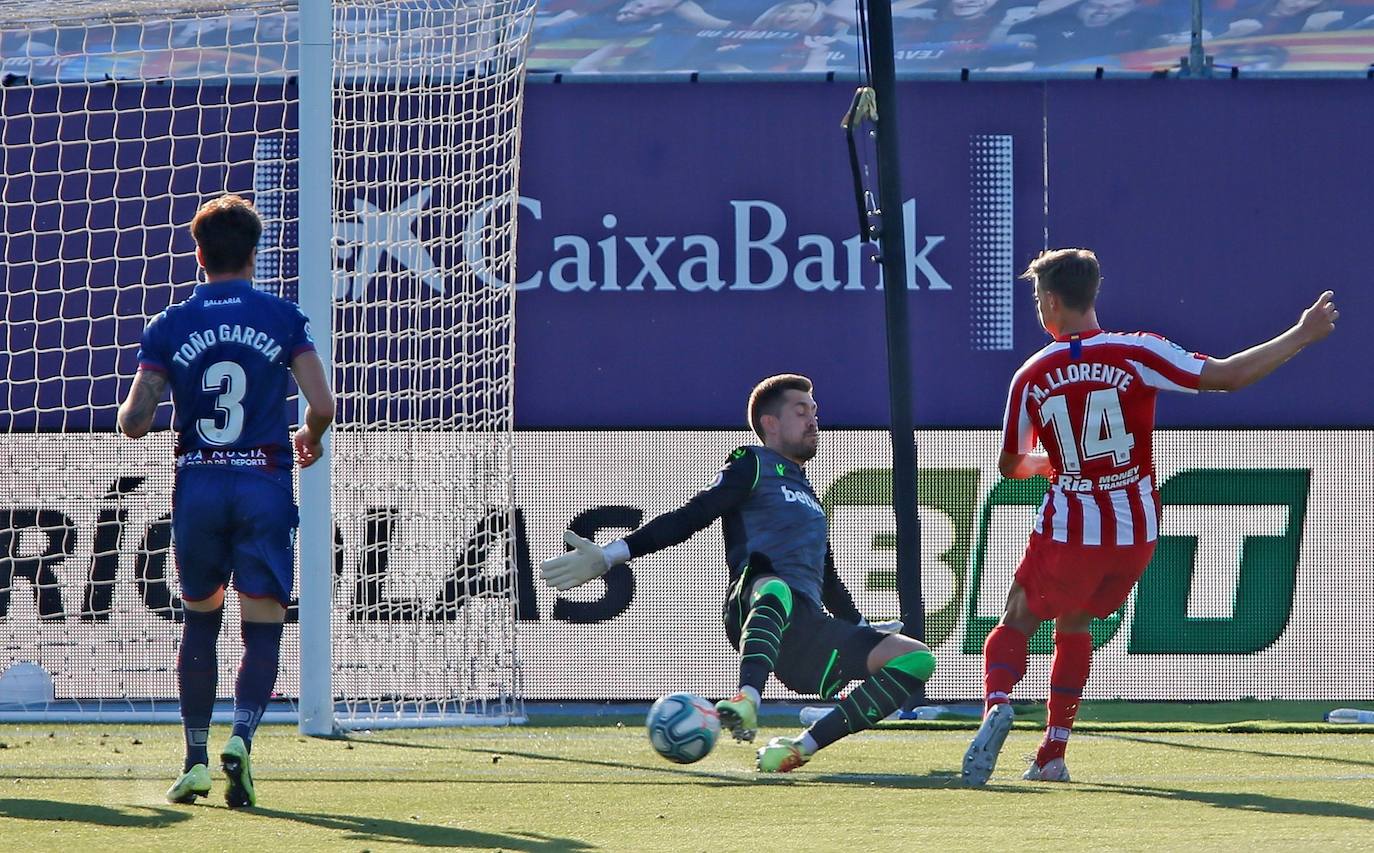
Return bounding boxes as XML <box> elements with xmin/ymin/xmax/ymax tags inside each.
<box><xmin>1199</xmin><ymin>291</ymin><xmax>1339</xmax><ymax>392</ymax></box>
<box><xmin>290</xmin><ymin>350</ymin><xmax>335</xmax><ymax>468</ymax></box>
<box><xmin>541</xmin><ymin>531</ymin><xmax>614</xmax><ymax>591</ymax></box>
<box><xmin>539</xmin><ymin>447</ymin><xmax>759</xmax><ymax>590</ymax></box>
<box><xmin>117</xmin><ymin>369</ymin><xmax>168</xmax><ymax>439</ymax></box>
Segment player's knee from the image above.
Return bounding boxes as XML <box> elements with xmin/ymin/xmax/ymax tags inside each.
<box><xmin>182</xmin><ymin>586</ymin><xmax>225</xmax><ymax>612</ymax></box>
<box><xmin>750</xmin><ymin>576</ymin><xmax>793</xmax><ymax>616</ymax></box>
<box><xmin>1002</xmin><ymin>583</ymin><xmax>1041</xmax><ymax>635</ymax></box>
<box><xmin>1055</xmin><ymin>612</ymin><xmax>1093</xmax><ymax>635</ymax></box>
<box><xmin>884</xmin><ymin>648</ymin><xmax>937</xmax><ymax>682</ymax></box>
<box><xmin>239</xmin><ymin>594</ymin><xmax>287</xmax><ymax>624</ymax></box>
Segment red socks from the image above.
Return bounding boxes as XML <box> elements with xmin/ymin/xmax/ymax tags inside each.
<box><xmin>1037</xmin><ymin>631</ymin><xmax>1092</xmax><ymax>766</ymax></box>
<box><xmin>982</xmin><ymin>625</ymin><xmax>1029</xmax><ymax>714</ymax></box>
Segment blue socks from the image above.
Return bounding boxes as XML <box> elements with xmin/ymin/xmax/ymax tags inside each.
<box><xmin>231</xmin><ymin>620</ymin><xmax>284</xmax><ymax>751</ymax></box>
<box><xmin>178</xmin><ymin>607</ymin><xmax>223</xmax><ymax>771</ymax></box>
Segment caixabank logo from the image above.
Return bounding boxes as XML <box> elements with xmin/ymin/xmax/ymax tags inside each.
<box><xmin>309</xmin><ymin>131</ymin><xmax>1021</xmax><ymax>351</ymax></box>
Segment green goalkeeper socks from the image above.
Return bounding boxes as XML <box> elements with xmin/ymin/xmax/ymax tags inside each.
<box><xmin>738</xmin><ymin>578</ymin><xmax>793</xmax><ymax>693</ymax></box>
<box><xmin>808</xmin><ymin>649</ymin><xmax>935</xmax><ymax>749</ymax></box>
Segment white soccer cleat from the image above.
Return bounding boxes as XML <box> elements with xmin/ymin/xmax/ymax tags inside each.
<box><xmin>961</xmin><ymin>702</ymin><xmax>1014</xmax><ymax>786</ymax></box>
<box><xmin>1023</xmin><ymin>756</ymin><xmax>1071</xmax><ymax>782</ymax></box>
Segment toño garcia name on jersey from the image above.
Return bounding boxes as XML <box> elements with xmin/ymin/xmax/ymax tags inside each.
<box><xmin>170</xmin><ymin>324</ymin><xmax>284</xmax><ymax>368</ymax></box>
<box><xmin>1029</xmin><ymin>362</ymin><xmax>1134</xmax><ymax>404</ymax></box>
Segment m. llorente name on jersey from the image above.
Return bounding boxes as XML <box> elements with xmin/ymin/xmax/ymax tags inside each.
<box><xmin>464</xmin><ymin>196</ymin><xmax>952</xmax><ymax>293</ymax></box>
<box><xmin>169</xmin><ymin>323</ymin><xmax>285</xmax><ymax>369</ymax></box>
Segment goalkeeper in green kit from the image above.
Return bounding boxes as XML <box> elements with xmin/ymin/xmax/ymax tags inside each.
<box><xmin>541</xmin><ymin>374</ymin><xmax>935</xmax><ymax>772</ymax></box>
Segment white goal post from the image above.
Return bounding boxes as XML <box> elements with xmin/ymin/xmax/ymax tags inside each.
<box><xmin>0</xmin><ymin>0</ymin><xmax>533</xmax><ymax>730</ymax></box>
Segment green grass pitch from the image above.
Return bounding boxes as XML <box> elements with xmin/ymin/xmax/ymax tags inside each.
<box><xmin>0</xmin><ymin>715</ymin><xmax>1371</xmax><ymax>851</ymax></box>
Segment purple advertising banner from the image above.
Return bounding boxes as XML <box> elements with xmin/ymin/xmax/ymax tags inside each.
<box><xmin>1043</xmin><ymin>79</ymin><xmax>1374</xmax><ymax>427</ymax></box>
<box><xmin>514</xmin><ymin>79</ymin><xmax>1373</xmax><ymax>428</ymax></box>
<box><xmin>514</xmin><ymin>81</ymin><xmax>1048</xmax><ymax>428</ymax></box>
<box><xmin>2</xmin><ymin>79</ymin><xmax>1370</xmax><ymax>431</ymax></box>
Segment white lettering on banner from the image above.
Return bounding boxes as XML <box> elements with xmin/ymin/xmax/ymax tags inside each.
<box><xmin>449</xmin><ymin>194</ymin><xmax>951</xmax><ymax>295</ymax></box>
<box><xmin>336</xmin><ymin>188</ymin><xmax>447</xmax><ymax>298</ymax></box>
<box><xmin>731</xmin><ymin>200</ymin><xmax>788</xmax><ymax>291</ymax></box>
<box><xmin>1164</xmin><ymin>504</ymin><xmax>1290</xmax><ymax>620</ymax></box>
<box><xmin>679</xmin><ymin>235</ymin><xmax>725</xmax><ymax>292</ymax></box>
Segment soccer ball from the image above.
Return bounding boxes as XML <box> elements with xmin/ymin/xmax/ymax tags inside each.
<box><xmin>645</xmin><ymin>692</ymin><xmax>720</xmax><ymax>764</ymax></box>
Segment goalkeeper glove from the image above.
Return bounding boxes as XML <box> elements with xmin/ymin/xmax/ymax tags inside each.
<box><xmin>540</xmin><ymin>530</ymin><xmax>629</xmax><ymax>590</ymax></box>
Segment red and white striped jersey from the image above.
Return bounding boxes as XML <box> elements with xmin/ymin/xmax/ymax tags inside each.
<box><xmin>1002</xmin><ymin>330</ymin><xmax>1208</xmax><ymax>547</ymax></box>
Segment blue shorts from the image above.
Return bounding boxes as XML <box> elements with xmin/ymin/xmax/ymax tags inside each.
<box><xmin>172</xmin><ymin>468</ymin><xmax>298</xmax><ymax>605</ymax></box>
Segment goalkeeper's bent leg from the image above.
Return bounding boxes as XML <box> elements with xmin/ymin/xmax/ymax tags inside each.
<box><xmin>805</xmin><ymin>647</ymin><xmax>935</xmax><ymax>751</ymax></box>
<box><xmin>738</xmin><ymin>577</ymin><xmax>793</xmax><ymax>693</ymax></box>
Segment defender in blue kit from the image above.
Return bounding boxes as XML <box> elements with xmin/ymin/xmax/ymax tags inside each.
<box><xmin>119</xmin><ymin>194</ymin><xmax>335</xmax><ymax>808</ymax></box>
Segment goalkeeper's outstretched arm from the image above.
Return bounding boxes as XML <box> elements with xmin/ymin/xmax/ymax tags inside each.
<box><xmin>541</xmin><ymin>447</ymin><xmax>758</xmax><ymax>591</ymax></box>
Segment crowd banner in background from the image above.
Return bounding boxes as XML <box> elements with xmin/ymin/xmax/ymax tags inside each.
<box><xmin>528</xmin><ymin>0</ymin><xmax>1374</xmax><ymax>75</ymax></box>
<box><xmin>0</xmin><ymin>430</ymin><xmax>1369</xmax><ymax>700</ymax></box>
<box><xmin>5</xmin><ymin>2</ymin><xmax>1374</xmax><ymax>82</ymax></box>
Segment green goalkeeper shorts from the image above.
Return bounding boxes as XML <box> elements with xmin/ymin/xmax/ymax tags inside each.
<box><xmin>723</xmin><ymin>563</ymin><xmax>884</xmax><ymax>700</ymax></box>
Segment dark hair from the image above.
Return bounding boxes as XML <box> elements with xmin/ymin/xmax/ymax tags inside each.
<box><xmin>190</xmin><ymin>194</ymin><xmax>262</xmax><ymax>275</ymax></box>
<box><xmin>747</xmin><ymin>373</ymin><xmax>813</xmax><ymax>440</ymax></box>
<box><xmin>1021</xmin><ymin>248</ymin><xmax>1100</xmax><ymax>312</ymax></box>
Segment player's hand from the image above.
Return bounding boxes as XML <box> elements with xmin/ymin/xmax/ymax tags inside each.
<box><xmin>1298</xmin><ymin>290</ymin><xmax>1338</xmax><ymax>344</ymax></box>
<box><xmin>540</xmin><ymin>530</ymin><xmax>612</xmax><ymax>591</ymax></box>
<box><xmin>293</xmin><ymin>426</ymin><xmax>324</xmax><ymax>468</ymax></box>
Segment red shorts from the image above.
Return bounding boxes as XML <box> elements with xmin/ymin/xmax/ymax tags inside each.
<box><xmin>1014</xmin><ymin>534</ymin><xmax>1157</xmax><ymax>620</ymax></box>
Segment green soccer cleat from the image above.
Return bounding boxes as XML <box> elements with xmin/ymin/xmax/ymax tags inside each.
<box><xmin>220</xmin><ymin>735</ymin><xmax>256</xmax><ymax>808</ymax></box>
<box><xmin>962</xmin><ymin>702</ymin><xmax>1015</xmax><ymax>786</ymax></box>
<box><xmin>756</xmin><ymin>736</ymin><xmax>811</xmax><ymax>773</ymax></box>
<box><xmin>715</xmin><ymin>692</ymin><xmax>759</xmax><ymax>743</ymax></box>
<box><xmin>165</xmin><ymin>763</ymin><xmax>212</xmax><ymax>804</ymax></box>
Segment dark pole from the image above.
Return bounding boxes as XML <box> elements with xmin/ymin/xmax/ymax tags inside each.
<box><xmin>863</xmin><ymin>2</ymin><xmax>925</xmax><ymax>681</ymax></box>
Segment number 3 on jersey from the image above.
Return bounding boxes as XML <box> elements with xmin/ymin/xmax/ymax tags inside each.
<box><xmin>197</xmin><ymin>360</ymin><xmax>247</xmax><ymax>446</ymax></box>
<box><xmin>1039</xmin><ymin>388</ymin><xmax>1135</xmax><ymax>473</ymax></box>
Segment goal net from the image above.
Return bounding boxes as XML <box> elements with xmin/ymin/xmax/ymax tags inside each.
<box><xmin>0</xmin><ymin>0</ymin><xmax>534</xmax><ymax>727</ymax></box>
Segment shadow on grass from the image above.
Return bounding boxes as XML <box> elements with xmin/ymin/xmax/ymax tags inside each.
<box><xmin>459</xmin><ymin>746</ymin><xmax>1017</xmax><ymax>793</ymax></box>
<box><xmin>457</xmin><ymin>745</ymin><xmax>755</xmax><ymax>786</ymax></box>
<box><xmin>251</xmin><ymin>807</ymin><xmax>595</xmax><ymax>850</ymax></box>
<box><xmin>0</xmin><ymin>798</ymin><xmax>193</xmax><ymax>828</ymax></box>
<box><xmin>1084</xmin><ymin>781</ymin><xmax>1374</xmax><ymax>822</ymax></box>
<box><xmin>808</xmin><ymin>769</ymin><xmax>1030</xmax><ymax>792</ymax></box>
<box><xmin>1095</xmin><ymin>733</ymin><xmax>1374</xmax><ymax>769</ymax></box>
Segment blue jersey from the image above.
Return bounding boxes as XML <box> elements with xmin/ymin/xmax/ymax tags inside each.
<box><xmin>137</xmin><ymin>278</ymin><xmax>315</xmax><ymax>486</ymax></box>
